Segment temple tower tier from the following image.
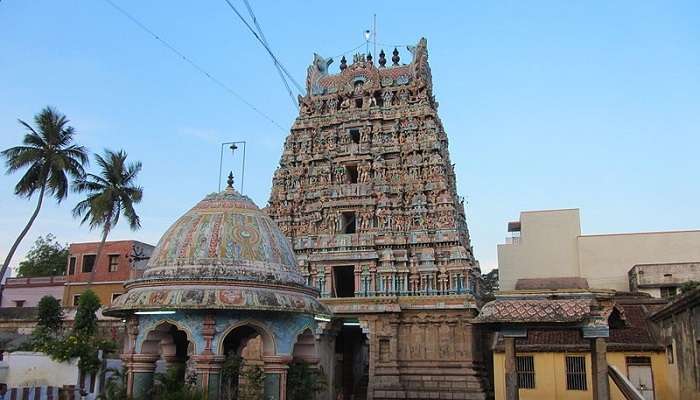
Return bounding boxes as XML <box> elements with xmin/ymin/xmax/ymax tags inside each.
<box><xmin>267</xmin><ymin>38</ymin><xmax>488</xmax><ymax>400</ymax></box>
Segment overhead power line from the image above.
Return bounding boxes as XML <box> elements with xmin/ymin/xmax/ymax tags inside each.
<box><xmin>101</xmin><ymin>0</ymin><xmax>285</xmax><ymax>131</ymax></box>
<box><xmin>221</xmin><ymin>0</ymin><xmax>304</xmax><ymax>101</ymax></box>
<box><xmin>241</xmin><ymin>0</ymin><xmax>298</xmax><ymax>108</ymax></box>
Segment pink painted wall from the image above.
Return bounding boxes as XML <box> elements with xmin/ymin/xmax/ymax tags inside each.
<box><xmin>1</xmin><ymin>276</ymin><xmax>66</xmax><ymax>307</ymax></box>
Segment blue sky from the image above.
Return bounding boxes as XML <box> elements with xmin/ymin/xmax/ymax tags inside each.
<box><xmin>1</xmin><ymin>1</ymin><xmax>698</xmax><ymax>272</ymax></box>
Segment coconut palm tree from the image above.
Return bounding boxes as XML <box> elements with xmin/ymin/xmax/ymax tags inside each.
<box><xmin>0</xmin><ymin>107</ymin><xmax>88</xmax><ymax>286</ymax></box>
<box><xmin>72</xmin><ymin>149</ymin><xmax>143</xmax><ymax>284</ymax></box>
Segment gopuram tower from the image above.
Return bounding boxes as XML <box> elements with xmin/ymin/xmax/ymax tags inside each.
<box><xmin>267</xmin><ymin>38</ymin><xmax>487</xmax><ymax>400</ymax></box>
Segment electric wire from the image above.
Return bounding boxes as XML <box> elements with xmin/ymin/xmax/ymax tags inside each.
<box><xmin>101</xmin><ymin>0</ymin><xmax>285</xmax><ymax>131</ymax></box>
<box><xmin>222</xmin><ymin>0</ymin><xmax>304</xmax><ymax>103</ymax></box>
<box><xmin>240</xmin><ymin>0</ymin><xmax>298</xmax><ymax>108</ymax></box>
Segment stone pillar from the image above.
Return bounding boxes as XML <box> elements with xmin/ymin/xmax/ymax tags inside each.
<box><xmin>192</xmin><ymin>354</ymin><xmax>225</xmax><ymax>400</ymax></box>
<box><xmin>591</xmin><ymin>337</ymin><xmax>609</xmax><ymax>400</ymax></box>
<box><xmin>504</xmin><ymin>337</ymin><xmax>519</xmax><ymax>400</ymax></box>
<box><xmin>123</xmin><ymin>354</ymin><xmax>159</xmax><ymax>400</ymax></box>
<box><xmin>263</xmin><ymin>355</ymin><xmax>292</xmax><ymax>400</ymax></box>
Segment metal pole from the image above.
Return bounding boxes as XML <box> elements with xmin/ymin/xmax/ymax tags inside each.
<box><xmin>373</xmin><ymin>14</ymin><xmax>377</xmax><ymax>60</ymax></box>
<box><xmin>218</xmin><ymin>143</ymin><xmax>225</xmax><ymax>191</ymax></box>
<box><xmin>218</xmin><ymin>141</ymin><xmax>247</xmax><ymax>192</ymax></box>
<box><xmin>240</xmin><ymin>141</ymin><xmax>246</xmax><ymax>194</ymax></box>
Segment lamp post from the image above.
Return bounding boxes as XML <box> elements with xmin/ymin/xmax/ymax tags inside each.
<box><xmin>218</xmin><ymin>141</ymin><xmax>246</xmax><ymax>192</ymax></box>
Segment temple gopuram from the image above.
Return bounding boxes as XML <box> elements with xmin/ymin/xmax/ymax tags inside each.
<box><xmin>267</xmin><ymin>38</ymin><xmax>488</xmax><ymax>400</ymax></box>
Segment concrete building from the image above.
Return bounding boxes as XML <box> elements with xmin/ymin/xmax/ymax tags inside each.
<box><xmin>629</xmin><ymin>262</ymin><xmax>700</xmax><ymax>299</ymax></box>
<box><xmin>0</xmin><ymin>276</ymin><xmax>66</xmax><ymax>308</ymax></box>
<box><xmin>649</xmin><ymin>286</ymin><xmax>700</xmax><ymax>400</ymax></box>
<box><xmin>498</xmin><ymin>209</ymin><xmax>700</xmax><ymax>293</ymax></box>
<box><xmin>63</xmin><ymin>240</ymin><xmax>153</xmax><ymax>307</ymax></box>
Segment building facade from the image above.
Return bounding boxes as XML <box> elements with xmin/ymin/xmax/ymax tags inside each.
<box><xmin>63</xmin><ymin>240</ymin><xmax>153</xmax><ymax>307</ymax></box>
<box><xmin>0</xmin><ymin>276</ymin><xmax>66</xmax><ymax>307</ymax></box>
<box><xmin>498</xmin><ymin>209</ymin><xmax>700</xmax><ymax>293</ymax></box>
<box><xmin>266</xmin><ymin>38</ymin><xmax>487</xmax><ymax>399</ymax></box>
<box><xmin>629</xmin><ymin>262</ymin><xmax>700</xmax><ymax>299</ymax></box>
<box><xmin>649</xmin><ymin>287</ymin><xmax>700</xmax><ymax>399</ymax></box>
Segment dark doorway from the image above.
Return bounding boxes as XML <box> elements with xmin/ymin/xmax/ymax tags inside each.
<box><xmin>341</xmin><ymin>212</ymin><xmax>356</xmax><ymax>234</ymax></box>
<box><xmin>346</xmin><ymin>165</ymin><xmax>358</xmax><ymax>183</ymax></box>
<box><xmin>334</xmin><ymin>266</ymin><xmax>355</xmax><ymax>298</ymax></box>
<box><xmin>349</xmin><ymin>128</ymin><xmax>360</xmax><ymax>143</ymax></box>
<box><xmin>335</xmin><ymin>324</ymin><xmax>368</xmax><ymax>400</ymax></box>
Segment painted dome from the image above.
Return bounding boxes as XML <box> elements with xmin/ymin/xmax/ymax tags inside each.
<box><xmin>142</xmin><ymin>188</ymin><xmax>301</xmax><ymax>285</ymax></box>
<box><xmin>104</xmin><ymin>183</ymin><xmax>327</xmax><ymax>316</ymax></box>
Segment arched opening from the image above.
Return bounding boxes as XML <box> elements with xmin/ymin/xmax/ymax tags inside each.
<box><xmin>140</xmin><ymin>322</ymin><xmax>195</xmax><ymax>383</ymax></box>
<box><xmin>335</xmin><ymin>320</ymin><xmax>369</xmax><ymax>400</ymax></box>
<box><xmin>287</xmin><ymin>328</ymin><xmax>326</xmax><ymax>400</ymax></box>
<box><xmin>219</xmin><ymin>324</ymin><xmax>275</xmax><ymax>400</ymax></box>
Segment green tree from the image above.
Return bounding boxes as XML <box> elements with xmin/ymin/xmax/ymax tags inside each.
<box><xmin>72</xmin><ymin>149</ymin><xmax>143</xmax><ymax>284</ymax></box>
<box><xmin>0</xmin><ymin>107</ymin><xmax>87</xmax><ymax>287</ymax></box>
<box><xmin>37</xmin><ymin>295</ymin><xmax>63</xmax><ymax>331</ymax></box>
<box><xmin>152</xmin><ymin>366</ymin><xmax>204</xmax><ymax>400</ymax></box>
<box><xmin>98</xmin><ymin>367</ymin><xmax>128</xmax><ymax>400</ymax></box>
<box><xmin>680</xmin><ymin>280</ymin><xmax>700</xmax><ymax>294</ymax></box>
<box><xmin>16</xmin><ymin>234</ymin><xmax>68</xmax><ymax>277</ymax></box>
<box><xmin>73</xmin><ymin>289</ymin><xmax>100</xmax><ymax>337</ymax></box>
<box><xmin>481</xmin><ymin>268</ymin><xmax>499</xmax><ymax>302</ymax></box>
<box><xmin>286</xmin><ymin>361</ymin><xmax>327</xmax><ymax>400</ymax></box>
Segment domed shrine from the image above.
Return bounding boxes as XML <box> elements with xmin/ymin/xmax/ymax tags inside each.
<box><xmin>105</xmin><ymin>174</ymin><xmax>329</xmax><ymax>400</ymax></box>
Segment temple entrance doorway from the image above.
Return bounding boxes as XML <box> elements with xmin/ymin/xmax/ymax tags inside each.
<box><xmin>335</xmin><ymin>320</ymin><xmax>368</xmax><ymax>400</ymax></box>
<box><xmin>220</xmin><ymin>324</ymin><xmax>272</xmax><ymax>400</ymax></box>
<box><xmin>138</xmin><ymin>322</ymin><xmax>195</xmax><ymax>392</ymax></box>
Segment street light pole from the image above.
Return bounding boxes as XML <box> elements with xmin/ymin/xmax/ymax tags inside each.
<box><xmin>218</xmin><ymin>141</ymin><xmax>247</xmax><ymax>192</ymax></box>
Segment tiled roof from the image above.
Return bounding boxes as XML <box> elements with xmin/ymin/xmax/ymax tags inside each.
<box><xmin>492</xmin><ymin>302</ymin><xmax>664</xmax><ymax>352</ymax></box>
<box><xmin>476</xmin><ymin>299</ymin><xmax>591</xmax><ymax>323</ymax></box>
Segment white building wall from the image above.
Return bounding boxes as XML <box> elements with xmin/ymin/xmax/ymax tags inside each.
<box><xmin>0</xmin><ymin>352</ymin><xmax>79</xmax><ymax>387</ymax></box>
<box><xmin>498</xmin><ymin>209</ymin><xmax>700</xmax><ymax>294</ymax></box>
<box><xmin>497</xmin><ymin>209</ymin><xmax>581</xmax><ymax>290</ymax></box>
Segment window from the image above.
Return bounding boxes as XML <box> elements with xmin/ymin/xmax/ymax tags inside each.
<box><xmin>13</xmin><ymin>300</ymin><xmax>25</xmax><ymax>308</ymax></box>
<box><xmin>349</xmin><ymin>128</ymin><xmax>360</xmax><ymax>144</ymax></box>
<box><xmin>660</xmin><ymin>287</ymin><xmax>677</xmax><ymax>298</ymax></box>
<box><xmin>516</xmin><ymin>355</ymin><xmax>535</xmax><ymax>389</ymax></box>
<box><xmin>108</xmin><ymin>255</ymin><xmax>119</xmax><ymax>272</ymax></box>
<box><xmin>565</xmin><ymin>356</ymin><xmax>587</xmax><ymax>390</ymax></box>
<box><xmin>73</xmin><ymin>295</ymin><xmax>81</xmax><ymax>306</ymax></box>
<box><xmin>666</xmin><ymin>345</ymin><xmax>674</xmax><ymax>364</ymax></box>
<box><xmin>334</xmin><ymin>266</ymin><xmax>355</xmax><ymax>298</ymax></box>
<box><xmin>111</xmin><ymin>293</ymin><xmax>123</xmax><ymax>302</ymax></box>
<box><xmin>341</xmin><ymin>212</ymin><xmax>356</xmax><ymax>234</ymax></box>
<box><xmin>68</xmin><ymin>257</ymin><xmax>76</xmax><ymax>275</ymax></box>
<box><xmin>346</xmin><ymin>165</ymin><xmax>358</xmax><ymax>183</ymax></box>
<box><xmin>82</xmin><ymin>255</ymin><xmax>96</xmax><ymax>273</ymax></box>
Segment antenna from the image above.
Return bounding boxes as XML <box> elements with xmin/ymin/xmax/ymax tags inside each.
<box><xmin>373</xmin><ymin>14</ymin><xmax>377</xmax><ymax>60</ymax></box>
<box><xmin>218</xmin><ymin>141</ymin><xmax>247</xmax><ymax>193</ymax></box>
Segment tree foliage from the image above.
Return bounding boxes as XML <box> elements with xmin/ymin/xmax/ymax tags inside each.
<box><xmin>72</xmin><ymin>149</ymin><xmax>143</xmax><ymax>283</ymax></box>
<box><xmin>286</xmin><ymin>361</ymin><xmax>327</xmax><ymax>400</ymax></box>
<box><xmin>26</xmin><ymin>289</ymin><xmax>115</xmax><ymax>374</ymax></box>
<box><xmin>16</xmin><ymin>234</ymin><xmax>68</xmax><ymax>277</ymax></box>
<box><xmin>481</xmin><ymin>268</ymin><xmax>499</xmax><ymax>302</ymax></box>
<box><xmin>151</xmin><ymin>366</ymin><xmax>204</xmax><ymax>400</ymax></box>
<box><xmin>74</xmin><ymin>289</ymin><xmax>100</xmax><ymax>337</ymax></box>
<box><xmin>0</xmin><ymin>107</ymin><xmax>88</xmax><ymax>286</ymax></box>
<box><xmin>37</xmin><ymin>295</ymin><xmax>63</xmax><ymax>331</ymax></box>
<box><xmin>680</xmin><ymin>280</ymin><xmax>700</xmax><ymax>294</ymax></box>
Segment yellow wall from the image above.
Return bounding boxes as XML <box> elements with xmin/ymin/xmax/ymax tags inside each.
<box><xmin>494</xmin><ymin>351</ymin><xmax>673</xmax><ymax>400</ymax></box>
<box><xmin>63</xmin><ymin>282</ymin><xmax>126</xmax><ymax>307</ymax></box>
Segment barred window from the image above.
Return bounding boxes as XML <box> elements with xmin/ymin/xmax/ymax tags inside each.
<box><xmin>516</xmin><ymin>356</ymin><xmax>535</xmax><ymax>389</ymax></box>
<box><xmin>566</xmin><ymin>356</ymin><xmax>587</xmax><ymax>390</ymax></box>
